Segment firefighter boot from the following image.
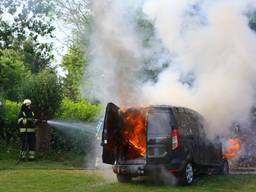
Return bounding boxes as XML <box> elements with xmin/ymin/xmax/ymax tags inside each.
<box><xmin>28</xmin><ymin>151</ymin><xmax>35</xmax><ymax>161</ymax></box>
<box><xmin>19</xmin><ymin>151</ymin><xmax>26</xmax><ymax>160</ymax></box>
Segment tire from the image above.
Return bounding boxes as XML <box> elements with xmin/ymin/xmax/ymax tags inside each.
<box><xmin>178</xmin><ymin>162</ymin><xmax>194</xmax><ymax>185</ymax></box>
<box><xmin>220</xmin><ymin>159</ymin><xmax>229</xmax><ymax>175</ymax></box>
<box><xmin>116</xmin><ymin>174</ymin><xmax>131</xmax><ymax>183</ymax></box>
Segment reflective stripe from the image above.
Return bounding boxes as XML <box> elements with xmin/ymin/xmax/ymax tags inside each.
<box><xmin>20</xmin><ymin>151</ymin><xmax>26</xmax><ymax>159</ymax></box>
<box><xmin>32</xmin><ymin>112</ymin><xmax>34</xmax><ymax>116</ymax></box>
<box><xmin>23</xmin><ymin>112</ymin><xmax>26</xmax><ymax>117</ymax></box>
<box><xmin>29</xmin><ymin>151</ymin><xmax>35</xmax><ymax>155</ymax></box>
<box><xmin>28</xmin><ymin>151</ymin><xmax>35</xmax><ymax>159</ymax></box>
<box><xmin>19</xmin><ymin>128</ymin><xmax>35</xmax><ymax>133</ymax></box>
<box><xmin>18</xmin><ymin>118</ymin><xmax>24</xmax><ymax>124</ymax></box>
<box><xmin>22</xmin><ymin>118</ymin><xmax>27</xmax><ymax>125</ymax></box>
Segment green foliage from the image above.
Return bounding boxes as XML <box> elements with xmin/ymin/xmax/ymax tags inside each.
<box><xmin>0</xmin><ymin>0</ymin><xmax>56</xmax><ymax>73</ymax></box>
<box><xmin>50</xmin><ymin>128</ymin><xmax>94</xmax><ymax>157</ymax></box>
<box><xmin>0</xmin><ymin>49</ymin><xmax>29</xmax><ymax>100</ymax></box>
<box><xmin>54</xmin><ymin>0</ymin><xmax>92</xmax><ymax>47</ymax></box>
<box><xmin>2</xmin><ymin>100</ymin><xmax>20</xmax><ymax>127</ymax></box>
<box><xmin>22</xmin><ymin>69</ymin><xmax>63</xmax><ymax>120</ymax></box>
<box><xmin>56</xmin><ymin>98</ymin><xmax>101</xmax><ymax>121</ymax></box>
<box><xmin>51</xmin><ymin>99</ymin><xmax>101</xmax><ymax>157</ymax></box>
<box><xmin>61</xmin><ymin>46</ymin><xmax>86</xmax><ymax>101</ymax></box>
<box><xmin>0</xmin><ymin>100</ymin><xmax>20</xmax><ymax>145</ymax></box>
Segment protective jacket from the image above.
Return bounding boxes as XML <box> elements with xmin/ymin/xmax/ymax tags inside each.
<box><xmin>18</xmin><ymin>104</ymin><xmax>36</xmax><ymax>133</ymax></box>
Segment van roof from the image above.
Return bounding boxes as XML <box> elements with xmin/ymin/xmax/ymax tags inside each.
<box><xmin>148</xmin><ymin>105</ymin><xmax>203</xmax><ymax>119</ymax></box>
<box><xmin>119</xmin><ymin>104</ymin><xmax>203</xmax><ymax>120</ymax></box>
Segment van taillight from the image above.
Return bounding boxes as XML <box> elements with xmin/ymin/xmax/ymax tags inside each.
<box><xmin>171</xmin><ymin>128</ymin><xmax>180</xmax><ymax>150</ymax></box>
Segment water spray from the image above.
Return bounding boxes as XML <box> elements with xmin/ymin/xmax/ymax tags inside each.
<box><xmin>47</xmin><ymin>119</ymin><xmax>97</xmax><ymax>135</ymax></box>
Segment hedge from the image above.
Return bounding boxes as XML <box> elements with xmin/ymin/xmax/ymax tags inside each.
<box><xmin>55</xmin><ymin>98</ymin><xmax>101</xmax><ymax>121</ymax></box>
<box><xmin>0</xmin><ymin>100</ymin><xmax>20</xmax><ymax>145</ymax></box>
<box><xmin>49</xmin><ymin>99</ymin><xmax>102</xmax><ymax>162</ymax></box>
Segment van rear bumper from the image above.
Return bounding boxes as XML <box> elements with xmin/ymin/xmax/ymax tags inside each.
<box><xmin>112</xmin><ymin>162</ymin><xmax>184</xmax><ymax>176</ymax></box>
<box><xmin>113</xmin><ymin>164</ymin><xmax>146</xmax><ymax>176</ymax></box>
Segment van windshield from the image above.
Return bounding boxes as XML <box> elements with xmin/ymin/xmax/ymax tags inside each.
<box><xmin>147</xmin><ymin>110</ymin><xmax>174</xmax><ymax>137</ymax></box>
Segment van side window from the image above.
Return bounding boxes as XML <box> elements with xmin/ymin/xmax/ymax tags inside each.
<box><xmin>191</xmin><ymin>113</ymin><xmax>206</xmax><ymax>139</ymax></box>
<box><xmin>178</xmin><ymin>108</ymin><xmax>185</xmax><ymax>113</ymax></box>
<box><xmin>188</xmin><ymin>114</ymin><xmax>200</xmax><ymax>136</ymax></box>
<box><xmin>174</xmin><ymin>111</ymin><xmax>193</xmax><ymax>137</ymax></box>
<box><xmin>198</xmin><ymin>119</ymin><xmax>207</xmax><ymax>139</ymax></box>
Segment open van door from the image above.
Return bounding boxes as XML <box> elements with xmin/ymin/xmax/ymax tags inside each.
<box><xmin>102</xmin><ymin>103</ymin><xmax>120</xmax><ymax>164</ymax></box>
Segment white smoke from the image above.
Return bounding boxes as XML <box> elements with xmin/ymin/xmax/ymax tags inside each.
<box><xmin>89</xmin><ymin>0</ymin><xmax>256</xmax><ymax>137</ymax></box>
<box><xmin>142</xmin><ymin>0</ymin><xmax>256</xmax><ymax>137</ymax></box>
<box><xmin>88</xmin><ymin>0</ymin><xmax>144</xmax><ymax>106</ymax></box>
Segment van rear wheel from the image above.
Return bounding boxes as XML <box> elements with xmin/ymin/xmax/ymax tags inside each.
<box><xmin>116</xmin><ymin>174</ymin><xmax>131</xmax><ymax>183</ymax></box>
<box><xmin>178</xmin><ymin>162</ymin><xmax>194</xmax><ymax>185</ymax></box>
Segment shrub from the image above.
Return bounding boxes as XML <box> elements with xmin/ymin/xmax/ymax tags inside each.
<box><xmin>22</xmin><ymin>69</ymin><xmax>63</xmax><ymax>120</ymax></box>
<box><xmin>0</xmin><ymin>100</ymin><xmax>21</xmax><ymax>145</ymax></box>
<box><xmin>50</xmin><ymin>99</ymin><xmax>102</xmax><ymax>161</ymax></box>
<box><xmin>56</xmin><ymin>98</ymin><xmax>101</xmax><ymax>121</ymax></box>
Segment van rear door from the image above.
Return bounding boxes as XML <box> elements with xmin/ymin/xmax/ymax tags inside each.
<box><xmin>147</xmin><ymin>108</ymin><xmax>175</xmax><ymax>163</ymax></box>
<box><xmin>102</xmin><ymin>103</ymin><xmax>120</xmax><ymax>164</ymax></box>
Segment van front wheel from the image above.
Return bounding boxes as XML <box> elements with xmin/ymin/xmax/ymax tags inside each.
<box><xmin>178</xmin><ymin>162</ymin><xmax>194</xmax><ymax>185</ymax></box>
<box><xmin>116</xmin><ymin>174</ymin><xmax>131</xmax><ymax>183</ymax></box>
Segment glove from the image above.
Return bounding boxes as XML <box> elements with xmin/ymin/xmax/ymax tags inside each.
<box><xmin>22</xmin><ymin>118</ymin><xmax>27</xmax><ymax>125</ymax></box>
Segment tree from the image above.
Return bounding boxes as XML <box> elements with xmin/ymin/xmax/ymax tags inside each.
<box><xmin>61</xmin><ymin>45</ymin><xmax>86</xmax><ymax>101</ymax></box>
<box><xmin>54</xmin><ymin>0</ymin><xmax>92</xmax><ymax>46</ymax></box>
<box><xmin>0</xmin><ymin>49</ymin><xmax>29</xmax><ymax>100</ymax></box>
<box><xmin>22</xmin><ymin>69</ymin><xmax>63</xmax><ymax>120</ymax></box>
<box><xmin>0</xmin><ymin>0</ymin><xmax>56</xmax><ymax>73</ymax></box>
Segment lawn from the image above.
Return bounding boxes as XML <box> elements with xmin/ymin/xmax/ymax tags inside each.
<box><xmin>1</xmin><ymin>160</ymin><xmax>256</xmax><ymax>192</ymax></box>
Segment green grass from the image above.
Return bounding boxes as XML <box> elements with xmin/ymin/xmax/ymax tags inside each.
<box><xmin>0</xmin><ymin>159</ymin><xmax>256</xmax><ymax>192</ymax></box>
<box><xmin>0</xmin><ymin>159</ymin><xmax>77</xmax><ymax>170</ymax></box>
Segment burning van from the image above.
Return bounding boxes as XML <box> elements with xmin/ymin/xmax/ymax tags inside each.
<box><xmin>101</xmin><ymin>103</ymin><xmax>229</xmax><ymax>185</ymax></box>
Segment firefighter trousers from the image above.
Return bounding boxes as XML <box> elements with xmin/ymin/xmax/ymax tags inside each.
<box><xmin>20</xmin><ymin>132</ymin><xmax>36</xmax><ymax>160</ymax></box>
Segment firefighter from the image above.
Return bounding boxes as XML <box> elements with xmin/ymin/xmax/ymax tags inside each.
<box><xmin>17</xmin><ymin>99</ymin><xmax>37</xmax><ymax>160</ymax></box>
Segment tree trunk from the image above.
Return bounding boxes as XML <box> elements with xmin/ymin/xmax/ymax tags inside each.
<box><xmin>36</xmin><ymin>113</ymin><xmax>51</xmax><ymax>155</ymax></box>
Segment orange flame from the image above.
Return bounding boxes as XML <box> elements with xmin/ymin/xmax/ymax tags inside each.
<box><xmin>224</xmin><ymin>138</ymin><xmax>241</xmax><ymax>159</ymax></box>
<box><xmin>121</xmin><ymin>108</ymin><xmax>147</xmax><ymax>158</ymax></box>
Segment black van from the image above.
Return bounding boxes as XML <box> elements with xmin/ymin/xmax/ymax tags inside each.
<box><xmin>101</xmin><ymin>103</ymin><xmax>229</xmax><ymax>185</ymax></box>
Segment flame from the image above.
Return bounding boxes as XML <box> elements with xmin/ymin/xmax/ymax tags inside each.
<box><xmin>224</xmin><ymin>137</ymin><xmax>241</xmax><ymax>159</ymax></box>
<box><xmin>121</xmin><ymin>108</ymin><xmax>147</xmax><ymax>158</ymax></box>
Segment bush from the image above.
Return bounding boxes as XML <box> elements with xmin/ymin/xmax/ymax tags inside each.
<box><xmin>0</xmin><ymin>49</ymin><xmax>29</xmax><ymax>100</ymax></box>
<box><xmin>50</xmin><ymin>99</ymin><xmax>102</xmax><ymax>162</ymax></box>
<box><xmin>50</xmin><ymin>128</ymin><xmax>94</xmax><ymax>156</ymax></box>
<box><xmin>56</xmin><ymin>98</ymin><xmax>101</xmax><ymax>121</ymax></box>
<box><xmin>0</xmin><ymin>100</ymin><xmax>21</xmax><ymax>146</ymax></box>
<box><xmin>22</xmin><ymin>69</ymin><xmax>63</xmax><ymax>120</ymax></box>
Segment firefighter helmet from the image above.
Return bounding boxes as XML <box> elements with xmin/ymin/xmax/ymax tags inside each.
<box><xmin>23</xmin><ymin>99</ymin><xmax>32</xmax><ymax>106</ymax></box>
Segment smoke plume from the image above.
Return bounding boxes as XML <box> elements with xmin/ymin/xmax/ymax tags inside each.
<box><xmin>89</xmin><ymin>0</ymin><xmax>256</xmax><ymax>137</ymax></box>
<box><xmin>142</xmin><ymin>0</ymin><xmax>256</xmax><ymax>136</ymax></box>
<box><xmin>89</xmin><ymin>0</ymin><xmax>144</xmax><ymax>106</ymax></box>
